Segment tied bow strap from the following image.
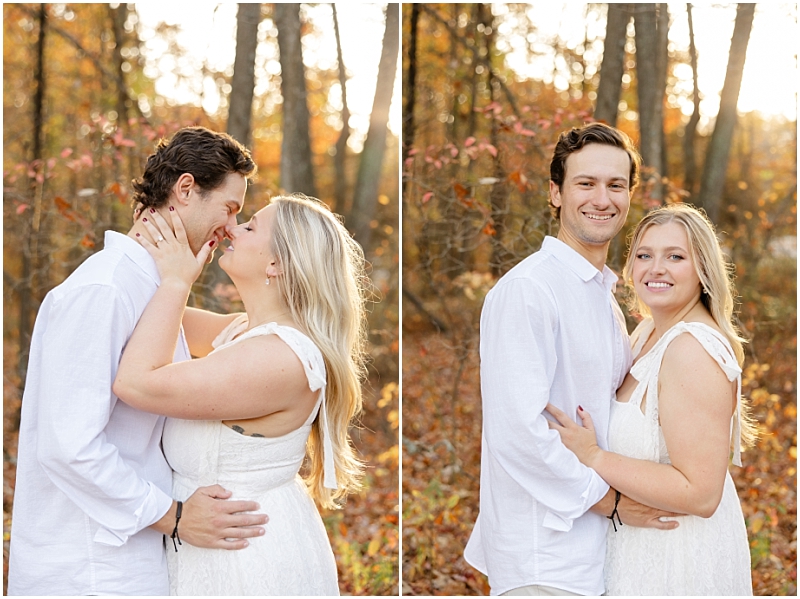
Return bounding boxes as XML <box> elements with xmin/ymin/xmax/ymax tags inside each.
<box><xmin>293</xmin><ymin>336</ymin><xmax>338</xmax><ymax>491</ymax></box>
<box><xmin>320</xmin><ymin>390</ymin><xmax>338</xmax><ymax>490</ymax></box>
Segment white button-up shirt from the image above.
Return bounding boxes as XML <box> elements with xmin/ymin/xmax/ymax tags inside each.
<box><xmin>464</xmin><ymin>236</ymin><xmax>631</xmax><ymax>596</ymax></box>
<box><xmin>8</xmin><ymin>231</ymin><xmax>190</xmax><ymax>596</ymax></box>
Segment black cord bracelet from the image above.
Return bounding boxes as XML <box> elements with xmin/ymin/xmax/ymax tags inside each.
<box><xmin>607</xmin><ymin>489</ymin><xmax>623</xmax><ymax>532</ymax></box>
<box><xmin>170</xmin><ymin>500</ymin><xmax>183</xmax><ymax>552</ymax></box>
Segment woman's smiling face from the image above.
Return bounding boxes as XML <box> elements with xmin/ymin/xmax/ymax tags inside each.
<box><xmin>632</xmin><ymin>221</ymin><xmax>703</xmax><ymax>314</ymax></box>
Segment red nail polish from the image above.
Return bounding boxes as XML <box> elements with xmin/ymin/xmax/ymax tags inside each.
<box><xmin>149</xmin><ymin>208</ymin><xmax>155</xmax><ymax>213</ymax></box>
<box><xmin>142</xmin><ymin>217</ymin><xmax>147</xmax><ymax>222</ymax></box>
<box><xmin>209</xmin><ymin>240</ymin><xmax>215</xmax><ymax>247</ymax></box>
<box><xmin>578</xmin><ymin>405</ymin><xmax>584</xmax><ymax>412</ymax></box>
<box><xmin>169</xmin><ymin>206</ymin><xmax>174</xmax><ymax>212</ymax></box>
<box><xmin>135</xmin><ymin>233</ymin><xmax>140</xmax><ymax>237</ymax></box>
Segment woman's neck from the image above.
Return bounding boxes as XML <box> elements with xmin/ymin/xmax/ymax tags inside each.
<box><xmin>235</xmin><ymin>277</ymin><xmax>296</xmax><ymax>331</ymax></box>
<box><xmin>650</xmin><ymin>295</ymin><xmax>706</xmax><ymax>341</ymax></box>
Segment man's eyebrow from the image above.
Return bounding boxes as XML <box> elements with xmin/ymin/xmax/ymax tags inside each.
<box><xmin>570</xmin><ymin>174</ymin><xmax>628</xmax><ymax>182</ymax></box>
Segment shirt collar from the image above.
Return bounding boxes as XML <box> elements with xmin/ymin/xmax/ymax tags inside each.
<box><xmin>103</xmin><ymin>230</ymin><xmax>160</xmax><ymax>284</ymax></box>
<box><xmin>541</xmin><ymin>235</ymin><xmax>619</xmax><ymax>292</ymax></box>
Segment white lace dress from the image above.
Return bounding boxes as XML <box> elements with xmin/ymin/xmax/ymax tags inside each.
<box><xmin>163</xmin><ymin>319</ymin><xmax>340</xmax><ymax>596</ymax></box>
<box><xmin>604</xmin><ymin>319</ymin><xmax>752</xmax><ymax>595</ymax></box>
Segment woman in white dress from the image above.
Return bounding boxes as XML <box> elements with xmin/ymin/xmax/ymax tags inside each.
<box><xmin>547</xmin><ymin>203</ymin><xmax>754</xmax><ymax>595</ymax></box>
<box><xmin>113</xmin><ymin>194</ymin><xmax>367</xmax><ymax>595</ymax></box>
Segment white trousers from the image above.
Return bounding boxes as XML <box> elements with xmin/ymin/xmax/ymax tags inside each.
<box><xmin>501</xmin><ymin>584</ymin><xmax>582</xmax><ymax>596</ymax></box>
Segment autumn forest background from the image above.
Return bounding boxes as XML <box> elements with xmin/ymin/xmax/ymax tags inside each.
<box><xmin>3</xmin><ymin>3</ymin><xmax>399</xmax><ymax>595</ymax></box>
<box><xmin>402</xmin><ymin>3</ymin><xmax>796</xmax><ymax>596</ymax></box>
<box><xmin>1</xmin><ymin>2</ymin><xmax>797</xmax><ymax>597</ymax></box>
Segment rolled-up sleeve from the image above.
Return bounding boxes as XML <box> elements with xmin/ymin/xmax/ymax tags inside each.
<box><xmin>36</xmin><ymin>284</ymin><xmax>173</xmax><ymax>546</ymax></box>
<box><xmin>480</xmin><ymin>277</ymin><xmax>609</xmax><ymax>531</ymax></box>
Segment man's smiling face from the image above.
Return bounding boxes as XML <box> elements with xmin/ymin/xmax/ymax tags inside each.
<box><xmin>178</xmin><ymin>172</ymin><xmax>247</xmax><ymax>258</ymax></box>
<box><xmin>550</xmin><ymin>143</ymin><xmax>632</xmax><ymax>250</ymax></box>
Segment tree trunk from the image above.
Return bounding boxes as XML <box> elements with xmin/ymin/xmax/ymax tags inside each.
<box><xmin>109</xmin><ymin>5</ymin><xmax>129</xmax><ymax>127</ymax></box>
<box><xmin>197</xmin><ymin>4</ymin><xmax>261</xmax><ymax>303</ymax></box>
<box><xmin>19</xmin><ymin>4</ymin><xmax>48</xmax><ymax>393</ymax></box>
<box><xmin>634</xmin><ymin>3</ymin><xmax>668</xmax><ymax>202</ymax></box>
<box><xmin>697</xmin><ymin>3</ymin><xmax>755</xmax><ymax>224</ymax></box>
<box><xmin>481</xmin><ymin>8</ymin><xmax>508</xmax><ymax>276</ymax></box>
<box><xmin>656</xmin><ymin>5</ymin><xmax>669</xmax><ymax>180</ymax></box>
<box><xmin>682</xmin><ymin>2</ymin><xmax>701</xmax><ymax>197</ymax></box>
<box><xmin>401</xmin><ymin>2</ymin><xmax>420</xmax><ymax>203</ymax></box>
<box><xmin>109</xmin><ymin>4</ymin><xmax>139</xmax><ymax>203</ymax></box>
<box><xmin>332</xmin><ymin>5</ymin><xmax>351</xmax><ymax>214</ymax></box>
<box><xmin>275</xmin><ymin>3</ymin><xmax>317</xmax><ymax>197</ymax></box>
<box><xmin>227</xmin><ymin>3</ymin><xmax>261</xmax><ymax>148</ymax></box>
<box><xmin>594</xmin><ymin>3</ymin><xmax>630</xmax><ymax>126</ymax></box>
<box><xmin>350</xmin><ymin>3</ymin><xmax>399</xmax><ymax>248</ymax></box>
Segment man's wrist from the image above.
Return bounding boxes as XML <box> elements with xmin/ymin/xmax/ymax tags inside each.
<box><xmin>150</xmin><ymin>500</ymin><xmax>177</xmax><ymax>535</ymax></box>
<box><xmin>590</xmin><ymin>487</ymin><xmax>616</xmax><ymax>516</ymax></box>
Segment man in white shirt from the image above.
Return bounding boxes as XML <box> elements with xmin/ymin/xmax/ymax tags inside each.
<box><xmin>8</xmin><ymin>127</ymin><xmax>267</xmax><ymax>595</ymax></box>
<box><xmin>464</xmin><ymin>123</ymin><xmax>680</xmax><ymax>596</ymax></box>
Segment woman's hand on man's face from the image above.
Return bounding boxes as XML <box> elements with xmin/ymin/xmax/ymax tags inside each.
<box><xmin>136</xmin><ymin>207</ymin><xmax>215</xmax><ymax>289</ymax></box>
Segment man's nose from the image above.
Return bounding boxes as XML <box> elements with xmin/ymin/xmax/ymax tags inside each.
<box><xmin>225</xmin><ymin>217</ymin><xmax>239</xmax><ymax>238</ymax></box>
<box><xmin>592</xmin><ymin>186</ymin><xmax>612</xmax><ymax>208</ymax></box>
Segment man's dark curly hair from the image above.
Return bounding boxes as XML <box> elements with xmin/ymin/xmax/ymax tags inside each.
<box><xmin>549</xmin><ymin>122</ymin><xmax>641</xmax><ymax>219</ymax></box>
<box><xmin>131</xmin><ymin>127</ymin><xmax>257</xmax><ymax>210</ymax></box>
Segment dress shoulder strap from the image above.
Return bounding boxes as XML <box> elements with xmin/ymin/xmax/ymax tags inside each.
<box><xmin>212</xmin><ymin>313</ymin><xmax>249</xmax><ymax>349</ymax></box>
<box><xmin>629</xmin><ymin>318</ymin><xmax>656</xmax><ymax>359</ymax></box>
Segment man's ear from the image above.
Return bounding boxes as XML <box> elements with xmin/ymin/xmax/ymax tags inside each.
<box><xmin>549</xmin><ymin>180</ymin><xmax>562</xmax><ymax>208</ymax></box>
<box><xmin>172</xmin><ymin>173</ymin><xmax>196</xmax><ymax>207</ymax></box>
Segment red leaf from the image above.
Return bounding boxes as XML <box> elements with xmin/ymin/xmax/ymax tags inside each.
<box><xmin>482</xmin><ymin>222</ymin><xmax>497</xmax><ymax>236</ymax></box>
<box><xmin>485</xmin><ymin>144</ymin><xmax>498</xmax><ymax>158</ymax></box>
<box><xmin>509</xmin><ymin>171</ymin><xmax>529</xmax><ymax>192</ymax></box>
<box><xmin>464</xmin><ymin>137</ymin><xmax>476</xmax><ymax>148</ymax></box>
<box><xmin>16</xmin><ymin>203</ymin><xmax>29</xmax><ymax>215</ymax></box>
<box><xmin>54</xmin><ymin>196</ymin><xmax>71</xmax><ymax>211</ymax></box>
<box><xmin>422</xmin><ymin>192</ymin><xmax>433</xmax><ymax>204</ymax></box>
<box><xmin>80</xmin><ymin>234</ymin><xmax>95</xmax><ymax>249</ymax></box>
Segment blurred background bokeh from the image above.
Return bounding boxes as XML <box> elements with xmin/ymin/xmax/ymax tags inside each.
<box><xmin>3</xmin><ymin>3</ymin><xmax>399</xmax><ymax>594</ymax></box>
<box><xmin>401</xmin><ymin>3</ymin><xmax>795</xmax><ymax>595</ymax></box>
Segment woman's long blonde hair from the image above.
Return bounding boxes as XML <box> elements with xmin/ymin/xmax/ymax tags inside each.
<box><xmin>270</xmin><ymin>194</ymin><xmax>367</xmax><ymax>508</ymax></box>
<box><xmin>623</xmin><ymin>203</ymin><xmax>756</xmax><ymax>447</ymax></box>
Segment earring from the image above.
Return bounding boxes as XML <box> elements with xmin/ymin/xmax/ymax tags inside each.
<box><xmin>265</xmin><ymin>275</ymin><xmax>270</xmax><ymax>286</ymax></box>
